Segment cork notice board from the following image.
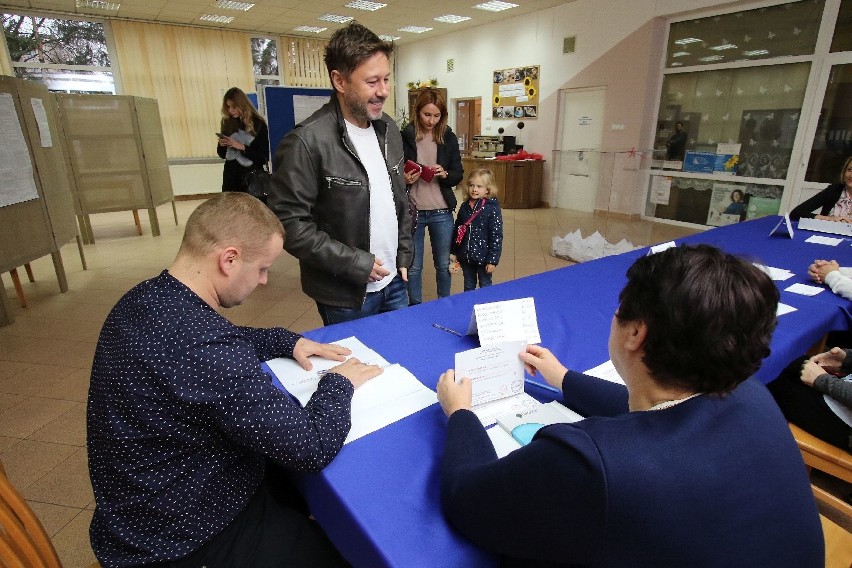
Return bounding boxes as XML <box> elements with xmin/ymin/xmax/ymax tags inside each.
<box><xmin>492</xmin><ymin>65</ymin><xmax>539</xmax><ymax>120</ymax></box>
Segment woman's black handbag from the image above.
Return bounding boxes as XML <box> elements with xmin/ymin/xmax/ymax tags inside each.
<box><xmin>244</xmin><ymin>166</ymin><xmax>272</xmax><ymax>200</ymax></box>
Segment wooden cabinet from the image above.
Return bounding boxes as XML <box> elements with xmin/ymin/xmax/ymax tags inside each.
<box><xmin>462</xmin><ymin>158</ymin><xmax>543</xmax><ymax>209</ymax></box>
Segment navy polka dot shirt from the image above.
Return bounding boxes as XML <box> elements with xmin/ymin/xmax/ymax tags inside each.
<box><xmin>86</xmin><ymin>271</ymin><xmax>354</xmax><ymax>566</ymax></box>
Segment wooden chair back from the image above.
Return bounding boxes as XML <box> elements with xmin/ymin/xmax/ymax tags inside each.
<box><xmin>0</xmin><ymin>460</ymin><xmax>62</xmax><ymax>568</ymax></box>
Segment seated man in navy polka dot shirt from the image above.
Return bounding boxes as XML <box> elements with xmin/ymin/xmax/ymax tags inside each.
<box><xmin>87</xmin><ymin>192</ymin><xmax>381</xmax><ymax>567</ymax></box>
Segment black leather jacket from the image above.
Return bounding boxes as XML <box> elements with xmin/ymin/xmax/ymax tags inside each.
<box><xmin>268</xmin><ymin>96</ymin><xmax>413</xmax><ymax>308</ymax></box>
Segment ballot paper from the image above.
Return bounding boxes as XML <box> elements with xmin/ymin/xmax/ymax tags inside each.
<box><xmin>583</xmin><ymin>360</ymin><xmax>626</xmax><ymax>385</ymax></box>
<box><xmin>784</xmin><ymin>283</ymin><xmax>825</xmax><ymax>297</ymax></box>
<box><xmin>753</xmin><ymin>263</ymin><xmax>794</xmax><ymax>281</ymax></box>
<box><xmin>455</xmin><ymin>340</ymin><xmax>527</xmax><ymax>407</ymax></box>
<box><xmin>805</xmin><ymin>235</ymin><xmax>845</xmax><ymax>246</ymax></box>
<box><xmin>466</xmin><ymin>297</ymin><xmax>541</xmax><ymax>345</ymax></box>
<box><xmin>777</xmin><ymin>303</ymin><xmax>797</xmax><ymax>316</ymax></box>
<box><xmin>265</xmin><ymin>336</ymin><xmax>436</xmax><ymax>444</ymax></box>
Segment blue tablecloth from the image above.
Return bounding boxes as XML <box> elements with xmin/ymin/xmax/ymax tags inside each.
<box><xmin>268</xmin><ymin>215</ymin><xmax>852</xmax><ymax>568</ymax></box>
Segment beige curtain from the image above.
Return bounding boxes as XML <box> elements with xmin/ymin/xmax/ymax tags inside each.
<box><xmin>111</xmin><ymin>21</ymin><xmax>253</xmax><ymax>159</ymax></box>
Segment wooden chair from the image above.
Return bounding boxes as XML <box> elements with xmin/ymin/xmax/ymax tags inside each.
<box><xmin>789</xmin><ymin>422</ymin><xmax>852</xmax><ymax>521</ymax></box>
<box><xmin>822</xmin><ymin>513</ymin><xmax>852</xmax><ymax>568</ymax></box>
<box><xmin>0</xmin><ymin>460</ymin><xmax>62</xmax><ymax>567</ymax></box>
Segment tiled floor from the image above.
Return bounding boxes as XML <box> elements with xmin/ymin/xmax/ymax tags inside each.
<box><xmin>0</xmin><ymin>196</ymin><xmax>699</xmax><ymax>566</ymax></box>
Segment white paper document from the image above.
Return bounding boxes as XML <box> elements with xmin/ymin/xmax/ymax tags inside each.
<box><xmin>455</xmin><ymin>340</ymin><xmax>527</xmax><ymax>406</ymax></box>
<box><xmin>466</xmin><ymin>297</ymin><xmax>541</xmax><ymax>345</ymax></box>
<box><xmin>488</xmin><ymin>401</ymin><xmax>583</xmax><ymax>458</ymax></box>
<box><xmin>264</xmin><ymin>337</ymin><xmax>436</xmax><ymax>444</ymax></box>
<box><xmin>469</xmin><ymin>391</ymin><xmax>540</xmax><ymax>427</ymax></box>
<box><xmin>805</xmin><ymin>235</ymin><xmax>844</xmax><ymax>246</ymax></box>
<box><xmin>30</xmin><ymin>98</ymin><xmax>52</xmax><ymax>147</ymax></box>
<box><xmin>784</xmin><ymin>283</ymin><xmax>825</xmax><ymax>296</ymax></box>
<box><xmin>0</xmin><ymin>93</ymin><xmax>39</xmax><ymax>207</ymax></box>
<box><xmin>798</xmin><ymin>217</ymin><xmax>852</xmax><ymax>237</ymax></box>
<box><xmin>265</xmin><ymin>336</ymin><xmax>389</xmax><ymax>406</ymax></box>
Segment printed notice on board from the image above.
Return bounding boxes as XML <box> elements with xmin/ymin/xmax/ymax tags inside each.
<box><xmin>0</xmin><ymin>93</ymin><xmax>39</xmax><ymax>208</ymax></box>
<box><xmin>30</xmin><ymin>98</ymin><xmax>52</xmax><ymax>147</ymax></box>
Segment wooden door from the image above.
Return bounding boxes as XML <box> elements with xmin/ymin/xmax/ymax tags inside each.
<box><xmin>454</xmin><ymin>98</ymin><xmax>481</xmax><ymax>156</ymax></box>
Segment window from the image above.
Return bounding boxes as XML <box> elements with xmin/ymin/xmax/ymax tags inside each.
<box><xmin>2</xmin><ymin>13</ymin><xmax>114</xmax><ymax>93</ymax></box>
<box><xmin>251</xmin><ymin>37</ymin><xmax>280</xmax><ymax>112</ymax></box>
<box><xmin>665</xmin><ymin>0</ymin><xmax>824</xmax><ymax>68</ymax></box>
<box><xmin>805</xmin><ymin>63</ymin><xmax>852</xmax><ymax>183</ymax></box>
<box><xmin>831</xmin><ymin>0</ymin><xmax>852</xmax><ymax>52</ymax></box>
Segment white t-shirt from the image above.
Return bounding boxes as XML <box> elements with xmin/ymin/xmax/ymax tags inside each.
<box><xmin>344</xmin><ymin>120</ymin><xmax>399</xmax><ymax>293</ymax></box>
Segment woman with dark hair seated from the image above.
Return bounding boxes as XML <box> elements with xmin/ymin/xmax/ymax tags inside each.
<box><xmin>437</xmin><ymin>245</ymin><xmax>822</xmax><ymax>567</ymax></box>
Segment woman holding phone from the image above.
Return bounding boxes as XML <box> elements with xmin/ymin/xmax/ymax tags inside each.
<box><xmin>216</xmin><ymin>87</ymin><xmax>269</xmax><ymax>195</ymax></box>
<box><xmin>401</xmin><ymin>88</ymin><xmax>463</xmax><ymax>305</ymax></box>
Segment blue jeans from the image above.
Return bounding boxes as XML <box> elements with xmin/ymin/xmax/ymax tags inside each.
<box><xmin>316</xmin><ymin>274</ymin><xmax>409</xmax><ymax>326</ymax></box>
<box><xmin>461</xmin><ymin>261</ymin><xmax>493</xmax><ymax>291</ymax></box>
<box><xmin>407</xmin><ymin>209</ymin><xmax>454</xmax><ymax>305</ymax></box>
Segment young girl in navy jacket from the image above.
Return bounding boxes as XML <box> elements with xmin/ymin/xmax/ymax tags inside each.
<box><xmin>452</xmin><ymin>169</ymin><xmax>503</xmax><ymax>291</ymax></box>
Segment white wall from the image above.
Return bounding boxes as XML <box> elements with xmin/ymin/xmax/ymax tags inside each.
<box><xmin>394</xmin><ymin>0</ymin><xmax>749</xmax><ymax>210</ymax></box>
<box><xmin>169</xmin><ymin>163</ymin><xmax>222</xmax><ymax>196</ymax></box>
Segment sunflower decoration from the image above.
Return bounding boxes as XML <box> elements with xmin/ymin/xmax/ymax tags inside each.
<box><xmin>526</xmin><ymin>86</ymin><xmax>536</xmax><ymax>98</ymax></box>
<box><xmin>724</xmin><ymin>154</ymin><xmax>739</xmax><ymax>171</ymax></box>
<box><xmin>524</xmin><ymin>77</ymin><xmax>532</xmax><ymax>87</ymax></box>
<box><xmin>493</xmin><ymin>95</ymin><xmax>501</xmax><ymax>105</ymax></box>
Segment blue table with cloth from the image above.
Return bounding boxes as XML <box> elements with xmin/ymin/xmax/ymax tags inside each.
<box><xmin>265</xmin><ymin>215</ymin><xmax>852</xmax><ymax>568</ymax></box>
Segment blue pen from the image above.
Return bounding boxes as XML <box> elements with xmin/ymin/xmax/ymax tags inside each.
<box><xmin>432</xmin><ymin>323</ymin><xmax>463</xmax><ymax>337</ymax></box>
<box><xmin>524</xmin><ymin>377</ymin><xmax>561</xmax><ymax>395</ymax></box>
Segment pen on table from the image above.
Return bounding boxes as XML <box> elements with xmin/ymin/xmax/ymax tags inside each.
<box><xmin>524</xmin><ymin>377</ymin><xmax>562</xmax><ymax>395</ymax></box>
<box><xmin>432</xmin><ymin>323</ymin><xmax>463</xmax><ymax>337</ymax></box>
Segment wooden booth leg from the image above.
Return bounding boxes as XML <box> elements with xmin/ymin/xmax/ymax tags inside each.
<box><xmin>9</xmin><ymin>268</ymin><xmax>26</xmax><ymax>308</ymax></box>
<box><xmin>76</xmin><ymin>234</ymin><xmax>88</xmax><ymax>271</ymax></box>
<box><xmin>147</xmin><ymin>207</ymin><xmax>161</xmax><ymax>237</ymax></box>
<box><xmin>23</xmin><ymin>263</ymin><xmax>34</xmax><ymax>282</ymax></box>
<box><xmin>132</xmin><ymin>210</ymin><xmax>143</xmax><ymax>235</ymax></box>
<box><xmin>0</xmin><ymin>275</ymin><xmax>14</xmax><ymax>326</ymax></box>
<box><xmin>51</xmin><ymin>250</ymin><xmax>69</xmax><ymax>293</ymax></box>
<box><xmin>171</xmin><ymin>200</ymin><xmax>179</xmax><ymax>226</ymax></box>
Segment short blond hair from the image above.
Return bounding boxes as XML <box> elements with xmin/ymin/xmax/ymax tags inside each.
<box><xmin>467</xmin><ymin>169</ymin><xmax>499</xmax><ymax>198</ymax></box>
<box><xmin>179</xmin><ymin>193</ymin><xmax>284</xmax><ymax>260</ymax></box>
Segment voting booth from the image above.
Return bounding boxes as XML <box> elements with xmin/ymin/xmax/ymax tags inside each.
<box><xmin>0</xmin><ymin>76</ymin><xmax>84</xmax><ymax>326</ymax></box>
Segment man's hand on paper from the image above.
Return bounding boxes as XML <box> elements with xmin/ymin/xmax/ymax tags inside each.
<box><xmin>519</xmin><ymin>345</ymin><xmax>568</xmax><ymax>391</ymax></box>
<box><xmin>292</xmin><ymin>338</ymin><xmax>350</xmax><ymax>371</ymax></box>
<box><xmin>329</xmin><ymin>357</ymin><xmax>383</xmax><ymax>389</ymax></box>
<box><xmin>808</xmin><ymin>259</ymin><xmax>840</xmax><ymax>283</ymax></box>
<box><xmin>437</xmin><ymin>369</ymin><xmax>472</xmax><ymax>417</ymax></box>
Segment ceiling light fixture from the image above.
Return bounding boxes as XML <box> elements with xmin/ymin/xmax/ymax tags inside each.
<box><xmin>346</xmin><ymin>1</ymin><xmax>387</xmax><ymax>11</ymax></box>
<box><xmin>199</xmin><ymin>14</ymin><xmax>234</xmax><ymax>23</ymax></box>
<box><xmin>434</xmin><ymin>14</ymin><xmax>471</xmax><ymax>23</ymax></box>
<box><xmin>743</xmin><ymin>49</ymin><xmax>769</xmax><ymax>56</ymax></box>
<box><xmin>674</xmin><ymin>37</ymin><xmax>702</xmax><ymax>45</ymax></box>
<box><xmin>319</xmin><ymin>14</ymin><xmax>354</xmax><ymax>23</ymax></box>
<box><xmin>214</xmin><ymin>0</ymin><xmax>254</xmax><ymax>10</ymax></box>
<box><xmin>709</xmin><ymin>43</ymin><xmax>737</xmax><ymax>51</ymax></box>
<box><xmin>293</xmin><ymin>25</ymin><xmax>328</xmax><ymax>33</ymax></box>
<box><xmin>379</xmin><ymin>35</ymin><xmax>401</xmax><ymax>41</ymax></box>
<box><xmin>398</xmin><ymin>26</ymin><xmax>433</xmax><ymax>33</ymax></box>
<box><xmin>699</xmin><ymin>55</ymin><xmax>724</xmax><ymax>62</ymax></box>
<box><xmin>76</xmin><ymin>0</ymin><xmax>120</xmax><ymax>11</ymax></box>
<box><xmin>473</xmin><ymin>1</ymin><xmax>518</xmax><ymax>12</ymax></box>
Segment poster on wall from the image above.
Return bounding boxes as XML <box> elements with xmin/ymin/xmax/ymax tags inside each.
<box><xmin>706</xmin><ymin>183</ymin><xmax>746</xmax><ymax>227</ymax></box>
<box><xmin>492</xmin><ymin>65</ymin><xmax>539</xmax><ymax>119</ymax></box>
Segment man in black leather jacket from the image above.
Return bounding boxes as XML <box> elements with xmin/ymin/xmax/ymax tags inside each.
<box><xmin>268</xmin><ymin>22</ymin><xmax>413</xmax><ymax>325</ymax></box>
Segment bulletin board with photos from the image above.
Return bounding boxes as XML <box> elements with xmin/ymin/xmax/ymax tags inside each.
<box><xmin>492</xmin><ymin>65</ymin><xmax>539</xmax><ymax>120</ymax></box>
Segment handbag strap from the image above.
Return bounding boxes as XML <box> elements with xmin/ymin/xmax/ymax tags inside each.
<box><xmin>455</xmin><ymin>199</ymin><xmax>486</xmax><ymax>245</ymax></box>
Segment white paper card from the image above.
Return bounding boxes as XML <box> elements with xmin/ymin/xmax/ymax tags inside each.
<box><xmin>784</xmin><ymin>283</ymin><xmax>825</xmax><ymax>296</ymax></box>
<box><xmin>805</xmin><ymin>235</ymin><xmax>844</xmax><ymax>246</ymax></box>
<box><xmin>30</xmin><ymin>98</ymin><xmax>52</xmax><ymax>147</ymax></box>
<box><xmin>583</xmin><ymin>360</ymin><xmax>626</xmax><ymax>385</ymax></box>
<box><xmin>265</xmin><ymin>336</ymin><xmax>389</xmax><ymax>406</ymax></box>
<box><xmin>649</xmin><ymin>241</ymin><xmax>676</xmax><ymax>255</ymax></box>
<box><xmin>777</xmin><ymin>303</ymin><xmax>797</xmax><ymax>316</ymax></box>
<box><xmin>753</xmin><ymin>263</ymin><xmax>794</xmax><ymax>281</ymax></box>
<box><xmin>798</xmin><ymin>217</ymin><xmax>852</xmax><ymax>237</ymax></box>
<box><xmin>455</xmin><ymin>340</ymin><xmax>526</xmax><ymax>406</ymax></box>
<box><xmin>466</xmin><ymin>297</ymin><xmax>541</xmax><ymax>345</ymax></box>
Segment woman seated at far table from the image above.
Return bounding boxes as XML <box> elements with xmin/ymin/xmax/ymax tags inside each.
<box><xmin>790</xmin><ymin>155</ymin><xmax>852</xmax><ymax>221</ymax></box>
<box><xmin>436</xmin><ymin>245</ymin><xmax>822</xmax><ymax>567</ymax></box>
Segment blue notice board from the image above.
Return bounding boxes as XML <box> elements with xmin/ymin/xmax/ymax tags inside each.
<box><xmin>264</xmin><ymin>85</ymin><xmax>333</xmax><ymax>172</ymax></box>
